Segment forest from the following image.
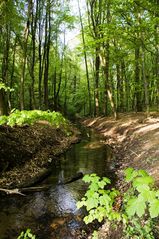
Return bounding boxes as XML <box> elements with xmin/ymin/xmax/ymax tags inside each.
<box><xmin>1</xmin><ymin>0</ymin><xmax>159</xmax><ymax>118</ymax></box>
<box><xmin>1</xmin><ymin>1</ymin><xmax>159</xmax><ymax>239</ymax></box>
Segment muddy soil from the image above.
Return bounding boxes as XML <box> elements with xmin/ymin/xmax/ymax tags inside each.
<box><xmin>0</xmin><ymin>122</ymin><xmax>80</xmax><ymax>189</ymax></box>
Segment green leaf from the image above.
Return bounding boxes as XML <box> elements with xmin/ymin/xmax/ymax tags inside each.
<box><xmin>76</xmin><ymin>200</ymin><xmax>86</xmax><ymax>209</ymax></box>
<box><xmin>85</xmin><ymin>190</ymin><xmax>95</xmax><ymax>198</ymax></box>
<box><xmin>103</xmin><ymin>177</ymin><xmax>111</xmax><ymax>184</ymax></box>
<box><xmin>155</xmin><ymin>190</ymin><xmax>159</xmax><ymax>198</ymax></box>
<box><xmin>133</xmin><ymin>176</ymin><xmax>154</xmax><ymax>188</ymax></box>
<box><xmin>99</xmin><ymin>194</ymin><xmax>111</xmax><ymax>206</ymax></box>
<box><xmin>124</xmin><ymin>167</ymin><xmax>137</xmax><ymax>182</ymax></box>
<box><xmin>126</xmin><ymin>198</ymin><xmax>137</xmax><ymax>217</ymax></box>
<box><xmin>149</xmin><ymin>199</ymin><xmax>159</xmax><ymax>218</ymax></box>
<box><xmin>109</xmin><ymin>189</ymin><xmax>120</xmax><ymax>199</ymax></box>
<box><xmin>126</xmin><ymin>195</ymin><xmax>146</xmax><ymax>217</ymax></box>
<box><xmin>136</xmin><ymin>184</ymin><xmax>150</xmax><ymax>193</ymax></box>
<box><xmin>138</xmin><ymin>169</ymin><xmax>149</xmax><ymax>177</ymax></box>
<box><xmin>140</xmin><ymin>189</ymin><xmax>156</xmax><ymax>202</ymax></box>
<box><xmin>92</xmin><ymin>230</ymin><xmax>98</xmax><ymax>239</ymax></box>
<box><xmin>136</xmin><ymin>197</ymin><xmax>146</xmax><ymax>217</ymax></box>
<box><xmin>83</xmin><ymin>174</ymin><xmax>92</xmax><ymax>183</ymax></box>
<box><xmin>98</xmin><ymin>180</ymin><xmax>106</xmax><ymax>189</ymax></box>
<box><xmin>86</xmin><ymin>197</ymin><xmax>99</xmax><ymax>211</ymax></box>
<box><xmin>89</xmin><ymin>182</ymin><xmax>99</xmax><ymax>191</ymax></box>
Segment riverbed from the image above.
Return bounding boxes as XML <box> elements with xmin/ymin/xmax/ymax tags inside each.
<box><xmin>0</xmin><ymin>128</ymin><xmax>117</xmax><ymax>239</ymax></box>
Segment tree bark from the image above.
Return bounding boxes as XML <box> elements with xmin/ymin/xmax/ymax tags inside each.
<box><xmin>20</xmin><ymin>1</ymin><xmax>31</xmax><ymax>110</ymax></box>
<box><xmin>30</xmin><ymin>0</ymin><xmax>38</xmax><ymax>109</ymax></box>
<box><xmin>43</xmin><ymin>0</ymin><xmax>51</xmax><ymax>110</ymax></box>
<box><xmin>78</xmin><ymin>0</ymin><xmax>92</xmax><ymax>115</ymax></box>
<box><xmin>0</xmin><ymin>89</ymin><xmax>6</xmax><ymax>116</ymax></box>
<box><xmin>154</xmin><ymin>0</ymin><xmax>159</xmax><ymax>110</ymax></box>
<box><xmin>38</xmin><ymin>0</ymin><xmax>44</xmax><ymax>109</ymax></box>
<box><xmin>134</xmin><ymin>47</ymin><xmax>142</xmax><ymax>111</ymax></box>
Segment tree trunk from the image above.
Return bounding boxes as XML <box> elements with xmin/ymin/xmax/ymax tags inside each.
<box><xmin>134</xmin><ymin>47</ymin><xmax>142</xmax><ymax>111</ymax></box>
<box><xmin>0</xmin><ymin>89</ymin><xmax>6</xmax><ymax>116</ymax></box>
<box><xmin>54</xmin><ymin>29</ymin><xmax>66</xmax><ymax>110</ymax></box>
<box><xmin>103</xmin><ymin>1</ymin><xmax>117</xmax><ymax>119</ymax></box>
<box><xmin>141</xmin><ymin>43</ymin><xmax>149</xmax><ymax>116</ymax></box>
<box><xmin>1</xmin><ymin>24</ymin><xmax>10</xmax><ymax>115</ymax></box>
<box><xmin>78</xmin><ymin>0</ymin><xmax>92</xmax><ymax>115</ymax></box>
<box><xmin>9</xmin><ymin>37</ymin><xmax>17</xmax><ymax>111</ymax></box>
<box><xmin>94</xmin><ymin>46</ymin><xmax>100</xmax><ymax>116</ymax></box>
<box><xmin>20</xmin><ymin>1</ymin><xmax>31</xmax><ymax>110</ymax></box>
<box><xmin>30</xmin><ymin>0</ymin><xmax>38</xmax><ymax>109</ymax></box>
<box><xmin>154</xmin><ymin>0</ymin><xmax>159</xmax><ymax>110</ymax></box>
<box><xmin>43</xmin><ymin>1</ymin><xmax>51</xmax><ymax>110</ymax></box>
<box><xmin>38</xmin><ymin>0</ymin><xmax>44</xmax><ymax>109</ymax></box>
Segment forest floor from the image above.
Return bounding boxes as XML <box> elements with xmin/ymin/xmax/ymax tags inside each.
<box><xmin>0</xmin><ymin>122</ymin><xmax>80</xmax><ymax>189</ymax></box>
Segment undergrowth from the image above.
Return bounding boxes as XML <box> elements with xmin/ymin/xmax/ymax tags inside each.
<box><xmin>0</xmin><ymin>110</ymin><xmax>71</xmax><ymax>134</ymax></box>
<box><xmin>77</xmin><ymin>168</ymin><xmax>159</xmax><ymax>239</ymax></box>
<box><xmin>17</xmin><ymin>229</ymin><xmax>36</xmax><ymax>239</ymax></box>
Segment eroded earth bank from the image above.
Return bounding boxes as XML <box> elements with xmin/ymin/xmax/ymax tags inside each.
<box><xmin>0</xmin><ymin>122</ymin><xmax>80</xmax><ymax>189</ymax></box>
<box><xmin>83</xmin><ymin>112</ymin><xmax>159</xmax><ymax>184</ymax></box>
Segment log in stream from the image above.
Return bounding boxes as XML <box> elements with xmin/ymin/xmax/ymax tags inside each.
<box><xmin>0</xmin><ymin>172</ymin><xmax>84</xmax><ymax>196</ymax></box>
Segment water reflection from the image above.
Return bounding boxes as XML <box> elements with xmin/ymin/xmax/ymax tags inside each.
<box><xmin>0</xmin><ymin>128</ymin><xmax>116</xmax><ymax>239</ymax></box>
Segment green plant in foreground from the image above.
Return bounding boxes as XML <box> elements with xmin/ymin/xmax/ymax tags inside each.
<box><xmin>76</xmin><ymin>174</ymin><xmax>121</xmax><ymax>224</ymax></box>
<box><xmin>77</xmin><ymin>168</ymin><xmax>159</xmax><ymax>239</ymax></box>
<box><xmin>123</xmin><ymin>167</ymin><xmax>159</xmax><ymax>239</ymax></box>
<box><xmin>17</xmin><ymin>229</ymin><xmax>36</xmax><ymax>239</ymax></box>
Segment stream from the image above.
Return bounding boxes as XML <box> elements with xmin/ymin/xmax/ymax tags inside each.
<box><xmin>0</xmin><ymin>128</ymin><xmax>117</xmax><ymax>239</ymax></box>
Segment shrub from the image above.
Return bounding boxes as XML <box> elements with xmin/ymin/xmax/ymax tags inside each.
<box><xmin>0</xmin><ymin>110</ymin><xmax>70</xmax><ymax>133</ymax></box>
<box><xmin>77</xmin><ymin>168</ymin><xmax>159</xmax><ymax>239</ymax></box>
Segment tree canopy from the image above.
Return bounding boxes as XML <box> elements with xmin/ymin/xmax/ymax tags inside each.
<box><xmin>1</xmin><ymin>0</ymin><xmax>159</xmax><ymax>117</ymax></box>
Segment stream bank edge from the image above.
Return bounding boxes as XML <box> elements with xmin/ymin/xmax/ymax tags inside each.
<box><xmin>0</xmin><ymin>122</ymin><xmax>81</xmax><ymax>189</ymax></box>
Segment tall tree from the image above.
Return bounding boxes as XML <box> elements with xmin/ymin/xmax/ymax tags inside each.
<box><xmin>78</xmin><ymin>0</ymin><xmax>92</xmax><ymax>115</ymax></box>
<box><xmin>20</xmin><ymin>0</ymin><xmax>31</xmax><ymax>110</ymax></box>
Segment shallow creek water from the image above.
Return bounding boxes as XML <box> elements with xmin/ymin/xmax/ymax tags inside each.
<box><xmin>0</xmin><ymin>128</ymin><xmax>117</xmax><ymax>239</ymax></box>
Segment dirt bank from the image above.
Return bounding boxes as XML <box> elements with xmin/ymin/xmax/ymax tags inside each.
<box><xmin>0</xmin><ymin>122</ymin><xmax>80</xmax><ymax>189</ymax></box>
<box><xmin>83</xmin><ymin>113</ymin><xmax>159</xmax><ymax>238</ymax></box>
<box><xmin>82</xmin><ymin>112</ymin><xmax>159</xmax><ymax>185</ymax></box>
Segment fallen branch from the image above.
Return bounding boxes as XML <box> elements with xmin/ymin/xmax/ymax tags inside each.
<box><xmin>0</xmin><ymin>172</ymin><xmax>84</xmax><ymax>196</ymax></box>
<box><xmin>0</xmin><ymin>188</ymin><xmax>25</xmax><ymax>196</ymax></box>
<box><xmin>20</xmin><ymin>185</ymin><xmax>51</xmax><ymax>193</ymax></box>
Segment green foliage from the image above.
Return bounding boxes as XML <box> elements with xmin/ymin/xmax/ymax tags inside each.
<box><xmin>0</xmin><ymin>82</ymin><xmax>14</xmax><ymax>92</ymax></box>
<box><xmin>77</xmin><ymin>168</ymin><xmax>159</xmax><ymax>239</ymax></box>
<box><xmin>76</xmin><ymin>174</ymin><xmax>120</xmax><ymax>224</ymax></box>
<box><xmin>17</xmin><ymin>229</ymin><xmax>36</xmax><ymax>239</ymax></box>
<box><xmin>0</xmin><ymin>110</ymin><xmax>70</xmax><ymax>131</ymax></box>
<box><xmin>124</xmin><ymin>167</ymin><xmax>157</xmax><ymax>219</ymax></box>
<box><xmin>123</xmin><ymin>167</ymin><xmax>158</xmax><ymax>238</ymax></box>
<box><xmin>91</xmin><ymin>230</ymin><xmax>98</xmax><ymax>239</ymax></box>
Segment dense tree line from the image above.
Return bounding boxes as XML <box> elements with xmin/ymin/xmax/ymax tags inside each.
<box><xmin>0</xmin><ymin>0</ymin><xmax>159</xmax><ymax>117</ymax></box>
